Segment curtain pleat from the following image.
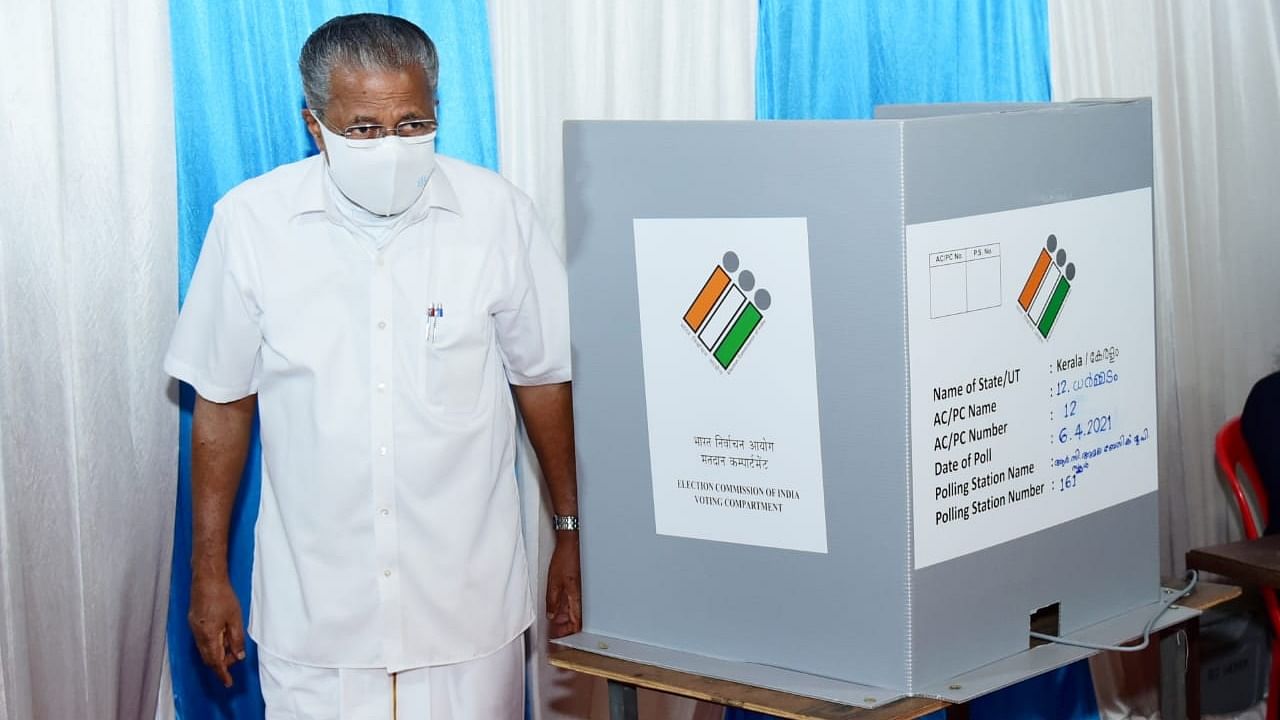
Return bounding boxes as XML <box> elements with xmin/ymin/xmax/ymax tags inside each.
<box><xmin>756</xmin><ymin>0</ymin><xmax>1050</xmax><ymax>119</ymax></box>
<box><xmin>1050</xmin><ymin>2</ymin><xmax>1280</xmax><ymax>716</ymax></box>
<box><xmin>487</xmin><ymin>2</ymin><xmax>757</xmax><ymax>718</ymax></box>
<box><xmin>0</xmin><ymin>0</ymin><xmax>178</xmax><ymax>718</ymax></box>
<box><xmin>741</xmin><ymin>3</ymin><xmax>1102</xmax><ymax>720</ymax></box>
<box><xmin>7</xmin><ymin>1</ymin><xmax>1267</xmax><ymax>717</ymax></box>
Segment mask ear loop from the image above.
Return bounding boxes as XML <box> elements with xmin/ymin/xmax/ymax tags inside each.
<box><xmin>308</xmin><ymin>109</ymin><xmax>327</xmax><ymax>157</ymax></box>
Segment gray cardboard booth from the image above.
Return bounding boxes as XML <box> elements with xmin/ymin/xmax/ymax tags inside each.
<box><xmin>558</xmin><ymin>100</ymin><xmax>1175</xmax><ymax>706</ymax></box>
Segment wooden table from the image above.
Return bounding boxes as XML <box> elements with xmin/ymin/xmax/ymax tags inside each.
<box><xmin>550</xmin><ymin>646</ymin><xmax>950</xmax><ymax>720</ymax></box>
<box><xmin>1187</xmin><ymin>534</ymin><xmax>1280</xmax><ymax>588</ymax></box>
<box><xmin>550</xmin><ymin>582</ymin><xmax>1241</xmax><ymax>720</ymax></box>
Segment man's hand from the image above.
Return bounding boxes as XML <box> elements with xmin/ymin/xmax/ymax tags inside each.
<box><xmin>189</xmin><ymin>393</ymin><xmax>255</xmax><ymax>687</ymax></box>
<box><xmin>188</xmin><ymin>572</ymin><xmax>246</xmax><ymax>688</ymax></box>
<box><xmin>513</xmin><ymin>383</ymin><xmax>584</xmax><ymax>639</ymax></box>
<box><xmin>546</xmin><ymin>532</ymin><xmax>582</xmax><ymax>638</ymax></box>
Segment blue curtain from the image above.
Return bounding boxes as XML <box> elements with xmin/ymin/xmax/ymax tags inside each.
<box><xmin>757</xmin><ymin>0</ymin><xmax>1051</xmax><ymax>120</ymax></box>
<box><xmin>746</xmin><ymin>2</ymin><xmax>1097</xmax><ymax>720</ymax></box>
<box><xmin>167</xmin><ymin>3</ymin><xmax>497</xmax><ymax>717</ymax></box>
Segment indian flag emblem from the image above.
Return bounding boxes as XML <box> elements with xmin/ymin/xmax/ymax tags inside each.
<box><xmin>1018</xmin><ymin>234</ymin><xmax>1076</xmax><ymax>339</ymax></box>
<box><xmin>683</xmin><ymin>251</ymin><xmax>771</xmax><ymax>371</ymax></box>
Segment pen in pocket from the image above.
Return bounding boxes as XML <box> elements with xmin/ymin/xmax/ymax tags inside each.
<box><xmin>426</xmin><ymin>303</ymin><xmax>444</xmax><ymax>342</ymax></box>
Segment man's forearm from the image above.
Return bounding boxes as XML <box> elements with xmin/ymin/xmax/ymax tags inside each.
<box><xmin>516</xmin><ymin>381</ymin><xmax>583</xmax><ymax>636</ymax></box>
<box><xmin>191</xmin><ymin>394</ymin><xmax>257</xmax><ymax>577</ymax></box>
<box><xmin>512</xmin><ymin>382</ymin><xmax>578</xmax><ymax>519</ymax></box>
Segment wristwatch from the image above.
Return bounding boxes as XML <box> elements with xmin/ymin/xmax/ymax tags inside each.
<box><xmin>553</xmin><ymin>514</ymin><xmax>579</xmax><ymax>531</ymax></box>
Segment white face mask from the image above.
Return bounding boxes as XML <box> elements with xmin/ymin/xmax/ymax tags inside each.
<box><xmin>313</xmin><ymin>112</ymin><xmax>436</xmax><ymax>217</ymax></box>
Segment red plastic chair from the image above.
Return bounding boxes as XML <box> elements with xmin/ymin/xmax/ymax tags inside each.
<box><xmin>1215</xmin><ymin>416</ymin><xmax>1279</xmax><ymax>720</ymax></box>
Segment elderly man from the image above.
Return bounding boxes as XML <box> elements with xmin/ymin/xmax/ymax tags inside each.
<box><xmin>165</xmin><ymin>13</ymin><xmax>581</xmax><ymax>718</ymax></box>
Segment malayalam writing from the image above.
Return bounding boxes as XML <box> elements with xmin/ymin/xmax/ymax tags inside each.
<box><xmin>924</xmin><ymin>343</ymin><xmax>1144</xmax><ymax>526</ymax></box>
<box><xmin>907</xmin><ymin>187</ymin><xmax>1157</xmax><ymax>569</ymax></box>
<box><xmin>1045</xmin><ymin>344</ymin><xmax>1140</xmax><ymax>493</ymax></box>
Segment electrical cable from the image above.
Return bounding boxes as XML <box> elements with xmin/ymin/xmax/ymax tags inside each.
<box><xmin>1027</xmin><ymin>570</ymin><xmax>1199</xmax><ymax>653</ymax></box>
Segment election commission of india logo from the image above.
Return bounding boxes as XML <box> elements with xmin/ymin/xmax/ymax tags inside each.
<box><xmin>682</xmin><ymin>251</ymin><xmax>771</xmax><ymax>372</ymax></box>
<box><xmin>1017</xmin><ymin>234</ymin><xmax>1076</xmax><ymax>340</ymax></box>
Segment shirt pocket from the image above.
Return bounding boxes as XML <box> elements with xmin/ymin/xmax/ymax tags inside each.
<box><xmin>424</xmin><ymin>311</ymin><xmax>493</xmax><ymax>416</ymax></box>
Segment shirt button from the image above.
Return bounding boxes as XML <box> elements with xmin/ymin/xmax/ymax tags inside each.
<box><xmin>380</xmin><ymin>508</ymin><xmax>390</xmax><ymax>517</ymax></box>
<box><xmin>379</xmin><ymin>446</ymin><xmax>388</xmax><ymax>456</ymax></box>
<box><xmin>376</xmin><ymin>382</ymin><xmax>386</xmax><ymax>392</ymax></box>
<box><xmin>383</xmin><ymin>569</ymin><xmax>392</xmax><ymax>578</ymax></box>
<box><xmin>377</xmin><ymin>321</ymin><xmax>387</xmax><ymax>330</ymax></box>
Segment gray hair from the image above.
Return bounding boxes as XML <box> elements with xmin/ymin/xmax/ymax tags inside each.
<box><xmin>299</xmin><ymin>14</ymin><xmax>438</xmax><ymax>111</ymax></box>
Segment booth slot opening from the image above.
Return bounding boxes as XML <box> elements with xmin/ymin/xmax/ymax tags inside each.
<box><xmin>1030</xmin><ymin>602</ymin><xmax>1061</xmax><ymax>648</ymax></box>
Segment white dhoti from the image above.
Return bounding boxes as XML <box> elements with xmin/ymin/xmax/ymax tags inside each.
<box><xmin>259</xmin><ymin>635</ymin><xmax>525</xmax><ymax>719</ymax></box>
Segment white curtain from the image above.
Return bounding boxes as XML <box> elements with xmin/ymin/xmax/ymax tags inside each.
<box><xmin>0</xmin><ymin>0</ymin><xmax>178</xmax><ymax>718</ymax></box>
<box><xmin>1050</xmin><ymin>2</ymin><xmax>1280</xmax><ymax>717</ymax></box>
<box><xmin>1050</xmin><ymin>0</ymin><xmax>1280</xmax><ymax>575</ymax></box>
<box><xmin>486</xmin><ymin>2</ymin><xmax>757</xmax><ymax>718</ymax></box>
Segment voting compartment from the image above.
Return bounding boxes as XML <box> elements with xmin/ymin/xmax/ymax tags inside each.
<box><xmin>561</xmin><ymin>101</ymin><xmax>1159</xmax><ymax>700</ymax></box>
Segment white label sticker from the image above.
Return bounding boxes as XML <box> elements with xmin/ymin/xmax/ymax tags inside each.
<box><xmin>907</xmin><ymin>189</ymin><xmax>1157</xmax><ymax>569</ymax></box>
<box><xmin>633</xmin><ymin>217</ymin><xmax>828</xmax><ymax>553</ymax></box>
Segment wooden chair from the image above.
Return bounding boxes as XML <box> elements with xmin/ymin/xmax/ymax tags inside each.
<box><xmin>1215</xmin><ymin>416</ymin><xmax>1278</xmax><ymax>720</ymax></box>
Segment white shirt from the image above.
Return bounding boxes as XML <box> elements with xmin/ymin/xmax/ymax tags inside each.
<box><xmin>165</xmin><ymin>153</ymin><xmax>571</xmax><ymax>671</ymax></box>
<box><xmin>325</xmin><ymin>169</ymin><xmax>401</xmax><ymax>249</ymax></box>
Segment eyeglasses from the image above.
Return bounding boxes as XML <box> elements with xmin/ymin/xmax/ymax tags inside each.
<box><xmin>313</xmin><ymin>110</ymin><xmax>438</xmax><ymax>143</ymax></box>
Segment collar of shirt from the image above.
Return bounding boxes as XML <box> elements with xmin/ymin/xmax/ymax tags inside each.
<box><xmin>324</xmin><ymin>172</ymin><xmax>402</xmax><ymax>250</ymax></box>
<box><xmin>289</xmin><ymin>153</ymin><xmax>464</xmax><ymax>229</ymax></box>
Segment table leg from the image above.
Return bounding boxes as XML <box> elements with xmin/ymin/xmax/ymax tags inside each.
<box><xmin>1185</xmin><ymin>618</ymin><xmax>1201</xmax><ymax>720</ymax></box>
<box><xmin>608</xmin><ymin>679</ymin><xmax>639</xmax><ymax>720</ymax></box>
<box><xmin>944</xmin><ymin>702</ymin><xmax>971</xmax><ymax>720</ymax></box>
<box><xmin>1158</xmin><ymin>620</ymin><xmax>1200</xmax><ymax>720</ymax></box>
<box><xmin>1158</xmin><ymin>625</ymin><xmax>1185</xmax><ymax>720</ymax></box>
